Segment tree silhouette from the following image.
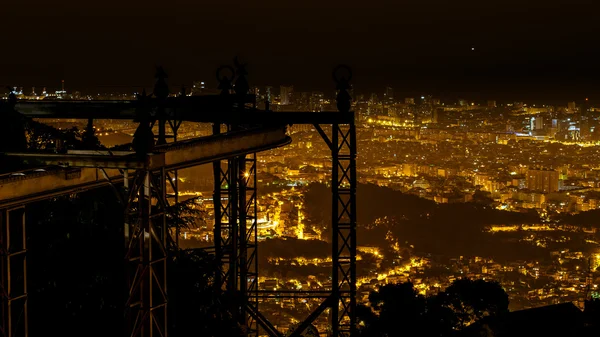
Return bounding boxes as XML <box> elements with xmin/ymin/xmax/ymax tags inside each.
<box><xmin>440</xmin><ymin>279</ymin><xmax>509</xmax><ymax>328</ymax></box>
<box><xmin>358</xmin><ymin>280</ymin><xmax>509</xmax><ymax>337</ymax></box>
<box><xmin>472</xmin><ymin>190</ymin><xmax>494</xmax><ymax>207</ymax></box>
<box><xmin>168</xmin><ymin>249</ymin><xmax>243</xmax><ymax>337</ymax></box>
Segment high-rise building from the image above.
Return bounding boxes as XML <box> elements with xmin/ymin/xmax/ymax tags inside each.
<box><xmin>265</xmin><ymin>86</ymin><xmax>273</xmax><ymax>102</ymax></box>
<box><xmin>535</xmin><ymin>116</ymin><xmax>544</xmax><ymax>130</ymax></box>
<box><xmin>55</xmin><ymin>80</ymin><xmax>67</xmax><ymax>99</ymax></box>
<box><xmin>384</xmin><ymin>87</ymin><xmax>394</xmax><ymax>103</ymax></box>
<box><xmin>568</xmin><ymin>101</ymin><xmax>577</xmax><ymax>112</ymax></box>
<box><xmin>579</xmin><ymin>99</ymin><xmax>590</xmax><ymax>117</ymax></box>
<box><xmin>309</xmin><ymin>91</ymin><xmax>324</xmax><ymax>112</ymax></box>
<box><xmin>370</xmin><ymin>93</ymin><xmax>379</xmax><ymax>104</ymax></box>
<box><xmin>487</xmin><ymin>100</ymin><xmax>497</xmax><ymax>108</ymax></box>
<box><xmin>280</xmin><ymin>85</ymin><xmax>294</xmax><ymax>105</ymax></box>
<box><xmin>191</xmin><ymin>81</ymin><xmax>206</xmax><ymax>95</ymax></box>
<box><xmin>527</xmin><ymin>169</ymin><xmax>559</xmax><ymax>193</ymax></box>
<box><xmin>404</xmin><ymin>97</ymin><xmax>415</xmax><ymax>105</ymax></box>
<box><xmin>432</xmin><ymin>108</ymin><xmax>448</xmax><ymax>124</ymax></box>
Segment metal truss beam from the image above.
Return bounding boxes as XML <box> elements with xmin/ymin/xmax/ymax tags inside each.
<box><xmin>4</xmin><ymin>126</ymin><xmax>290</xmax><ymax>171</ymax></box>
<box><xmin>238</xmin><ymin>153</ymin><xmax>258</xmax><ymax>337</ymax></box>
<box><xmin>329</xmin><ymin>122</ymin><xmax>357</xmax><ymax>337</ymax></box>
<box><xmin>246</xmin><ymin>304</ymin><xmax>281</xmax><ymax>337</ymax></box>
<box><xmin>124</xmin><ymin>169</ymin><xmax>168</xmax><ymax>337</ymax></box>
<box><xmin>15</xmin><ymin>100</ymin><xmax>354</xmax><ymax>125</ymax></box>
<box><xmin>288</xmin><ymin>296</ymin><xmax>334</xmax><ymax>337</ymax></box>
<box><xmin>212</xmin><ymin>124</ymin><xmax>236</xmax><ymax>294</ymax></box>
<box><xmin>0</xmin><ymin>128</ymin><xmax>290</xmax><ymax>209</ymax></box>
<box><xmin>0</xmin><ymin>207</ymin><xmax>27</xmax><ymax>337</ymax></box>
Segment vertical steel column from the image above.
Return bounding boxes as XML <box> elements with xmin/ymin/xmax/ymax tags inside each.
<box><xmin>239</xmin><ymin>154</ymin><xmax>259</xmax><ymax>337</ymax></box>
<box><xmin>213</xmin><ymin>123</ymin><xmax>238</xmax><ymax>293</ymax></box>
<box><xmin>125</xmin><ymin>168</ymin><xmax>168</xmax><ymax>337</ymax></box>
<box><xmin>164</xmin><ymin>119</ymin><xmax>182</xmax><ymax>250</ymax></box>
<box><xmin>212</xmin><ymin>123</ymin><xmax>223</xmax><ymax>290</ymax></box>
<box><xmin>213</xmin><ymin>65</ymin><xmax>237</xmax><ymax>295</ymax></box>
<box><xmin>228</xmin><ymin>156</ymin><xmax>239</xmax><ymax>296</ymax></box>
<box><xmin>330</xmin><ymin>124</ymin><xmax>357</xmax><ymax>337</ymax></box>
<box><xmin>331</xmin><ymin>66</ymin><xmax>356</xmax><ymax>337</ymax></box>
<box><xmin>0</xmin><ymin>207</ymin><xmax>27</xmax><ymax>337</ymax></box>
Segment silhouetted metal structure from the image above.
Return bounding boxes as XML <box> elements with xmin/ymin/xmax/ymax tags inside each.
<box><xmin>0</xmin><ymin>207</ymin><xmax>27</xmax><ymax>337</ymax></box>
<box><xmin>0</xmin><ymin>63</ymin><xmax>357</xmax><ymax>337</ymax></box>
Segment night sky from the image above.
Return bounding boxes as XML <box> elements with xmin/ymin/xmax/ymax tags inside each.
<box><xmin>2</xmin><ymin>0</ymin><xmax>599</xmax><ymax>101</ymax></box>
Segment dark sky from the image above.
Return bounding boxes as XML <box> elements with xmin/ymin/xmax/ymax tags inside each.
<box><xmin>2</xmin><ymin>0</ymin><xmax>599</xmax><ymax>101</ymax></box>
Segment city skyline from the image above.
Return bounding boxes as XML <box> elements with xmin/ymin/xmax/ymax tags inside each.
<box><xmin>3</xmin><ymin>0</ymin><xmax>600</xmax><ymax>99</ymax></box>
<box><xmin>2</xmin><ymin>1</ymin><xmax>600</xmax><ymax>335</ymax></box>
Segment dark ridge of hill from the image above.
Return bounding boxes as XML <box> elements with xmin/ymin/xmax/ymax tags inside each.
<box><xmin>258</xmin><ymin>237</ymin><xmax>330</xmax><ymax>259</ymax></box>
<box><xmin>304</xmin><ymin>183</ymin><xmax>543</xmax><ymax>261</ymax></box>
<box><xmin>558</xmin><ymin>209</ymin><xmax>600</xmax><ymax>227</ymax></box>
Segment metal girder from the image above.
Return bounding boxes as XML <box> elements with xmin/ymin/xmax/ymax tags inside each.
<box><xmin>15</xmin><ymin>100</ymin><xmax>354</xmax><ymax>125</ymax></box>
<box><xmin>212</xmin><ymin>124</ymin><xmax>236</xmax><ymax>294</ymax></box>
<box><xmin>3</xmin><ymin>126</ymin><xmax>290</xmax><ymax>171</ymax></box>
<box><xmin>239</xmin><ymin>153</ymin><xmax>258</xmax><ymax>337</ymax></box>
<box><xmin>0</xmin><ymin>128</ymin><xmax>291</xmax><ymax>209</ymax></box>
<box><xmin>0</xmin><ymin>207</ymin><xmax>27</xmax><ymax>337</ymax></box>
<box><xmin>124</xmin><ymin>169</ymin><xmax>168</xmax><ymax>337</ymax></box>
<box><xmin>246</xmin><ymin>304</ymin><xmax>281</xmax><ymax>337</ymax></box>
<box><xmin>288</xmin><ymin>296</ymin><xmax>334</xmax><ymax>337</ymax></box>
<box><xmin>329</xmin><ymin>122</ymin><xmax>357</xmax><ymax>337</ymax></box>
<box><xmin>0</xmin><ymin>167</ymin><xmax>124</xmax><ymax>209</ymax></box>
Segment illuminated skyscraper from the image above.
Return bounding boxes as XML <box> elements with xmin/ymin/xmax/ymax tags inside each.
<box><xmin>191</xmin><ymin>81</ymin><xmax>206</xmax><ymax>95</ymax></box>
<box><xmin>432</xmin><ymin>108</ymin><xmax>450</xmax><ymax>125</ymax></box>
<box><xmin>370</xmin><ymin>93</ymin><xmax>379</xmax><ymax>104</ymax></box>
<box><xmin>535</xmin><ymin>116</ymin><xmax>544</xmax><ymax>130</ymax></box>
<box><xmin>383</xmin><ymin>87</ymin><xmax>393</xmax><ymax>103</ymax></box>
<box><xmin>280</xmin><ymin>85</ymin><xmax>293</xmax><ymax>105</ymax></box>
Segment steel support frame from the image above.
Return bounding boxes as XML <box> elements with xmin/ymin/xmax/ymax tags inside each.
<box><xmin>0</xmin><ymin>207</ymin><xmax>27</xmax><ymax>337</ymax></box>
<box><xmin>163</xmin><ymin>119</ymin><xmax>182</xmax><ymax>250</ymax></box>
<box><xmin>306</xmin><ymin>122</ymin><xmax>357</xmax><ymax>337</ymax></box>
<box><xmin>213</xmin><ymin>121</ymin><xmax>259</xmax><ymax>336</ymax></box>
<box><xmin>213</xmin><ymin>124</ymin><xmax>237</xmax><ymax>293</ymax></box>
<box><xmin>329</xmin><ymin>122</ymin><xmax>357</xmax><ymax>337</ymax></box>
<box><xmin>238</xmin><ymin>153</ymin><xmax>259</xmax><ymax>337</ymax></box>
<box><xmin>261</xmin><ymin>120</ymin><xmax>357</xmax><ymax>337</ymax></box>
<box><xmin>125</xmin><ymin>168</ymin><xmax>168</xmax><ymax>337</ymax></box>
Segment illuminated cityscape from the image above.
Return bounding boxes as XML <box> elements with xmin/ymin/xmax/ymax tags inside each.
<box><xmin>5</xmin><ymin>84</ymin><xmax>600</xmax><ymax>334</ymax></box>
<box><xmin>3</xmin><ymin>0</ymin><xmax>600</xmax><ymax>336</ymax></box>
